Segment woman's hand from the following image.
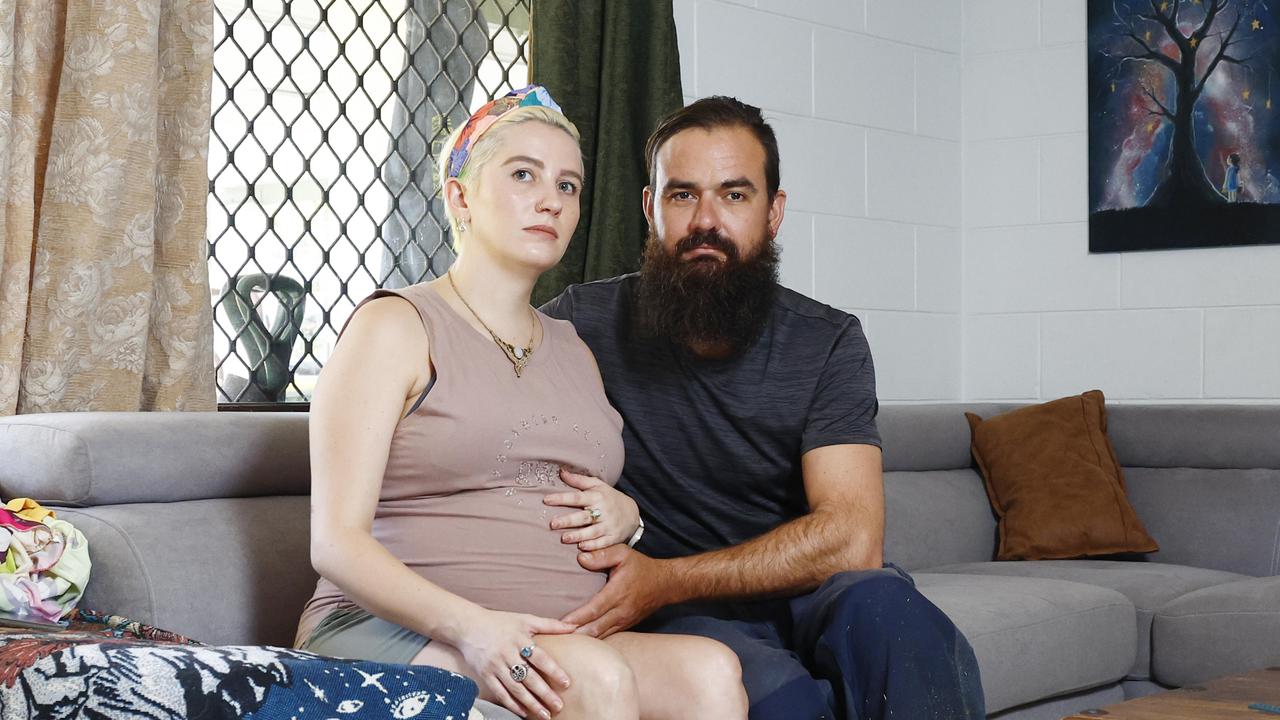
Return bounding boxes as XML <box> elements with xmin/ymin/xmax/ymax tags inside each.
<box><xmin>454</xmin><ymin>610</ymin><xmax>576</xmax><ymax>719</ymax></box>
<box><xmin>544</xmin><ymin>468</ymin><xmax>639</xmax><ymax>551</ymax></box>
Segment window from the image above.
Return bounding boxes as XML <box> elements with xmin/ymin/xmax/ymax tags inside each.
<box><xmin>207</xmin><ymin>0</ymin><xmax>530</xmax><ymax>403</ymax></box>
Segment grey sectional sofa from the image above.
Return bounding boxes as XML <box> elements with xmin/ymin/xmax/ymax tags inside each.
<box><xmin>0</xmin><ymin>404</ymin><xmax>1277</xmax><ymax>719</ymax></box>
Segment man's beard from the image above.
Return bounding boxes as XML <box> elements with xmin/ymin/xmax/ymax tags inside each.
<box><xmin>633</xmin><ymin>226</ymin><xmax>780</xmax><ymax>353</ymax></box>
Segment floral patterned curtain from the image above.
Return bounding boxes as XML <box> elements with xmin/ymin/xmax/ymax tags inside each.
<box><xmin>0</xmin><ymin>0</ymin><xmax>216</xmax><ymax>415</ymax></box>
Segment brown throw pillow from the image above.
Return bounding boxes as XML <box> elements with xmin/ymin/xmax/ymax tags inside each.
<box><xmin>966</xmin><ymin>390</ymin><xmax>1158</xmax><ymax>561</ymax></box>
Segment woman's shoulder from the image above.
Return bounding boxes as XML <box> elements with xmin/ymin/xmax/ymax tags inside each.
<box><xmin>538</xmin><ymin>311</ymin><xmax>595</xmax><ymax>362</ymax></box>
<box><xmin>341</xmin><ymin>284</ymin><xmax>438</xmax><ymax>353</ymax></box>
<box><xmin>371</xmin><ymin>280</ymin><xmax>443</xmax><ymax>312</ymax></box>
<box><xmin>321</xmin><ymin>292</ymin><xmax>431</xmax><ymax>398</ymax></box>
<box><xmin>539</xmin><ymin>310</ymin><xmax>587</xmax><ymax>343</ymax></box>
<box><xmin>353</xmin><ymin>292</ymin><xmax>426</xmax><ymax>331</ymax></box>
<box><xmin>537</xmin><ymin>309</ymin><xmax>575</xmax><ymax>333</ymax></box>
<box><xmin>353</xmin><ymin>281</ymin><xmax>449</xmax><ymax>332</ymax></box>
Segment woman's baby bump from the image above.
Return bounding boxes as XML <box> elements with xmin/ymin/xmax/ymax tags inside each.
<box><xmin>373</xmin><ymin>476</ymin><xmax>606</xmax><ymax>619</ymax></box>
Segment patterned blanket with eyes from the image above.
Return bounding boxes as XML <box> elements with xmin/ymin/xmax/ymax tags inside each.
<box><xmin>0</xmin><ymin>608</ymin><xmax>478</xmax><ymax>719</ymax></box>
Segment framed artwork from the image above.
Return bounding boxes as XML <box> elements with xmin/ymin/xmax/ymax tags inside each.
<box><xmin>1089</xmin><ymin>0</ymin><xmax>1280</xmax><ymax>251</ymax></box>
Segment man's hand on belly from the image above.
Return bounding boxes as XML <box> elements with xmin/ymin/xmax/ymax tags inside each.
<box><xmin>561</xmin><ymin>545</ymin><xmax>675</xmax><ymax>639</ymax></box>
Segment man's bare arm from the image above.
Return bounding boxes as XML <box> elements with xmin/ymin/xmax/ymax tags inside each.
<box><xmin>664</xmin><ymin>443</ymin><xmax>885</xmax><ymax>602</ymax></box>
<box><xmin>566</xmin><ymin>443</ymin><xmax>884</xmax><ymax>636</ymax></box>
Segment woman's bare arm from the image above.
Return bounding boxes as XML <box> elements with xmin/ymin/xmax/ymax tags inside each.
<box><xmin>307</xmin><ymin>296</ymin><xmax>575</xmax><ymax>718</ymax></box>
<box><xmin>307</xmin><ymin>296</ymin><xmax>484</xmax><ymax>643</ymax></box>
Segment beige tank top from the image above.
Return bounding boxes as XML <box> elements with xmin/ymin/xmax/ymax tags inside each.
<box><xmin>296</xmin><ymin>282</ymin><xmax>625</xmax><ymax>642</ymax></box>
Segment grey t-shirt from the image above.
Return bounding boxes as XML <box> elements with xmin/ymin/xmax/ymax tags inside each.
<box><xmin>542</xmin><ymin>274</ymin><xmax>880</xmax><ymax>559</ymax></box>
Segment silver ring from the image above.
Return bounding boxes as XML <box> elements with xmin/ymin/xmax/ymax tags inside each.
<box><xmin>520</xmin><ymin>644</ymin><xmax>535</xmax><ymax>659</ymax></box>
<box><xmin>588</xmin><ymin>507</ymin><xmax>602</xmax><ymax>523</ymax></box>
<box><xmin>510</xmin><ymin>663</ymin><xmax>529</xmax><ymax>683</ymax></box>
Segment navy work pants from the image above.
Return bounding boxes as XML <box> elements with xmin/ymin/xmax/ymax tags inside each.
<box><xmin>637</xmin><ymin>564</ymin><xmax>985</xmax><ymax>720</ymax></box>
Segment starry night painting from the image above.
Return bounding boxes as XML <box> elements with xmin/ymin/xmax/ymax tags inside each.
<box><xmin>1090</xmin><ymin>0</ymin><xmax>1280</xmax><ymax>251</ymax></box>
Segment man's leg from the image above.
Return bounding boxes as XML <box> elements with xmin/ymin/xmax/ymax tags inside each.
<box><xmin>789</xmin><ymin>565</ymin><xmax>986</xmax><ymax>720</ymax></box>
<box><xmin>638</xmin><ymin>604</ymin><xmax>835</xmax><ymax>720</ymax></box>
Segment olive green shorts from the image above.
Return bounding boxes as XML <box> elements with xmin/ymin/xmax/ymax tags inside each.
<box><xmin>298</xmin><ymin>606</ymin><xmax>431</xmax><ymax>664</ymax></box>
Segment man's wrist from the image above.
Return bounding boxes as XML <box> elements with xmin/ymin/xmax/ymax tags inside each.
<box><xmin>655</xmin><ymin>556</ymin><xmax>694</xmax><ymax>606</ymax></box>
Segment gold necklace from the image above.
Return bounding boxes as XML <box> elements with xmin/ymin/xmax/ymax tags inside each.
<box><xmin>447</xmin><ymin>271</ymin><xmax>535</xmax><ymax>378</ymax></box>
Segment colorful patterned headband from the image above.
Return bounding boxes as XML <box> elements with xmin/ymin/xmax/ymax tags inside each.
<box><xmin>447</xmin><ymin>84</ymin><xmax>564</xmax><ymax>179</ymax></box>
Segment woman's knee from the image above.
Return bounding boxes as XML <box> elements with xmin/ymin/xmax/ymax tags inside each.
<box><xmin>678</xmin><ymin>638</ymin><xmax>748</xmax><ymax>717</ymax></box>
<box><xmin>539</xmin><ymin>635</ymin><xmax>638</xmax><ymax>719</ymax></box>
<box><xmin>575</xmin><ymin>643</ymin><xmax>637</xmax><ymax>708</ymax></box>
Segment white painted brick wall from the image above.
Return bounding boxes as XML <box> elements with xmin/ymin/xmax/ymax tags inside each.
<box><xmin>1040</xmin><ymin>310</ymin><xmax>1204</xmax><ymax>400</ymax></box>
<box><xmin>915</xmin><ymin>51</ymin><xmax>962</xmax><ymax>141</ymax></box>
<box><xmin>864</xmin><ymin>311</ymin><xmax>963</xmax><ymax>400</ymax></box>
<box><xmin>813</xmin><ymin>216</ymin><xmax>915</xmax><ymax>311</ymax></box>
<box><xmin>866</xmin><ymin>0</ymin><xmax>962</xmax><ymax>52</ymax></box>
<box><xmin>959</xmin><ymin>0</ymin><xmax>1280</xmax><ymax>402</ymax></box>
<box><xmin>815</xmin><ymin>30</ymin><xmax>915</xmax><ymax>132</ymax></box>
<box><xmin>673</xmin><ymin>0</ymin><xmax>1279</xmax><ymax>402</ymax></box>
<box><xmin>964</xmin><ymin>314</ymin><xmax>1041</xmax><ymax>399</ymax></box>
<box><xmin>1204</xmin><ymin>308</ymin><xmax>1280</xmax><ymax>398</ymax></box>
<box><xmin>674</xmin><ymin>0</ymin><xmax>962</xmax><ymax>400</ymax></box>
<box><xmin>964</xmin><ymin>224</ymin><xmax>1120</xmax><ymax>314</ymax></box>
<box><xmin>915</xmin><ymin>226</ymin><xmax>962</xmax><ymax>313</ymax></box>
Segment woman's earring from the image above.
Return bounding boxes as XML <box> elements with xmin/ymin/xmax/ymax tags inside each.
<box><xmin>458</xmin><ymin>220</ymin><xmax>469</xmax><ymax>233</ymax></box>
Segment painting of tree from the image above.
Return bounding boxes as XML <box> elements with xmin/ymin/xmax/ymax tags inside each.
<box><xmin>1089</xmin><ymin>0</ymin><xmax>1280</xmax><ymax>251</ymax></box>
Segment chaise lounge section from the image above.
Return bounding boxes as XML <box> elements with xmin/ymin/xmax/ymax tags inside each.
<box><xmin>880</xmin><ymin>403</ymin><xmax>1280</xmax><ymax>717</ymax></box>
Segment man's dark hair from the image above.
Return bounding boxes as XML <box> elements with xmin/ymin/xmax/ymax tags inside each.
<box><xmin>644</xmin><ymin>96</ymin><xmax>781</xmax><ymax>199</ymax></box>
<box><xmin>1229</xmin><ymin>152</ymin><xmax>1241</xmax><ymax>164</ymax></box>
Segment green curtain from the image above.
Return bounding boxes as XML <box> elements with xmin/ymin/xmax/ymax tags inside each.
<box><xmin>530</xmin><ymin>0</ymin><xmax>684</xmax><ymax>306</ymax></box>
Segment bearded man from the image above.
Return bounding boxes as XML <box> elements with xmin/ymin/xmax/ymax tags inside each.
<box><xmin>542</xmin><ymin>96</ymin><xmax>985</xmax><ymax>719</ymax></box>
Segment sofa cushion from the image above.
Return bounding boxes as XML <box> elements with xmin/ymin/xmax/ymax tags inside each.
<box><xmin>878</xmin><ymin>403</ymin><xmax>1015</xmax><ymax>471</ymax></box>
<box><xmin>1106</xmin><ymin>403</ymin><xmax>1280</xmax><ymax>470</ymax></box>
<box><xmin>965</xmin><ymin>391</ymin><xmax>1159</xmax><ymax>561</ymax></box>
<box><xmin>60</xmin><ymin>497</ymin><xmax>316</xmax><ymax>647</ymax></box>
<box><xmin>0</xmin><ymin>412</ymin><xmax>310</xmax><ymax>506</ymax></box>
<box><xmin>922</xmin><ymin>560</ymin><xmax>1246</xmax><ymax>680</ymax></box>
<box><xmin>1125</xmin><ymin>467</ymin><xmax>1280</xmax><ymax>577</ymax></box>
<box><xmin>1152</xmin><ymin>576</ymin><xmax>1280</xmax><ymax>687</ymax></box>
<box><xmin>883</xmin><ymin>469</ymin><xmax>996</xmax><ymax>571</ymax></box>
<box><xmin>914</xmin><ymin>573</ymin><xmax>1136</xmax><ymax>714</ymax></box>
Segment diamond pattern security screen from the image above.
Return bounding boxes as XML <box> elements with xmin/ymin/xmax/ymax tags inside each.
<box><xmin>207</xmin><ymin>0</ymin><xmax>529</xmax><ymax>403</ymax></box>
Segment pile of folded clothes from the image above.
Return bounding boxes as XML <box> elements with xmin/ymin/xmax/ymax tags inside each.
<box><xmin>0</xmin><ymin>498</ymin><xmax>89</xmax><ymax>628</ymax></box>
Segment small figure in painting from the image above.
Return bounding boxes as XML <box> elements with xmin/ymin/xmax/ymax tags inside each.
<box><xmin>1223</xmin><ymin>152</ymin><xmax>1242</xmax><ymax>202</ymax></box>
<box><xmin>1263</xmin><ymin>171</ymin><xmax>1280</xmax><ymax>204</ymax></box>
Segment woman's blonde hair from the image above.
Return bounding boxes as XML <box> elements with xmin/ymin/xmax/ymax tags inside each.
<box><xmin>438</xmin><ymin>105</ymin><xmax>582</xmax><ymax>250</ymax></box>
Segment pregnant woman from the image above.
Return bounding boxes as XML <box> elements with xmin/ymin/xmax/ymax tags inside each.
<box><xmin>295</xmin><ymin>86</ymin><xmax>748</xmax><ymax>720</ymax></box>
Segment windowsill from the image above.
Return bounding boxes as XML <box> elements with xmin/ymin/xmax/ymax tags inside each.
<box><xmin>217</xmin><ymin>402</ymin><xmax>310</xmax><ymax>412</ymax></box>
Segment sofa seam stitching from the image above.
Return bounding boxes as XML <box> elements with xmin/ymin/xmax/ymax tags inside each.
<box><xmin>1271</xmin><ymin>518</ymin><xmax>1280</xmax><ymax>575</ymax></box>
<box><xmin>1156</xmin><ymin>609</ymin><xmax>1280</xmax><ymax>620</ymax></box>
<box><xmin>63</xmin><ymin>509</ymin><xmax>157</xmax><ymax>621</ymax></box>
<box><xmin>79</xmin><ymin>431</ymin><xmax>94</xmax><ymax>506</ymax></box>
<box><xmin>0</xmin><ymin>423</ymin><xmax>93</xmax><ymax>505</ymax></box>
<box><xmin>965</xmin><ymin>601</ymin><xmax>1134</xmax><ymax>640</ymax></box>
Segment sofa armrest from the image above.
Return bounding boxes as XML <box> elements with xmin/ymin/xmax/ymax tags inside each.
<box><xmin>61</xmin><ymin>496</ymin><xmax>316</xmax><ymax>646</ymax></box>
<box><xmin>0</xmin><ymin>412</ymin><xmax>309</xmax><ymax>505</ymax></box>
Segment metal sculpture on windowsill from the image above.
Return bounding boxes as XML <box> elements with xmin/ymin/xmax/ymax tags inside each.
<box><xmin>219</xmin><ymin>274</ymin><xmax>306</xmax><ymax>403</ymax></box>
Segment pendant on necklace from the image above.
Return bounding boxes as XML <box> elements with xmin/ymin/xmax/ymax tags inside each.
<box><xmin>514</xmin><ymin>347</ymin><xmax>526</xmax><ymax>359</ymax></box>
